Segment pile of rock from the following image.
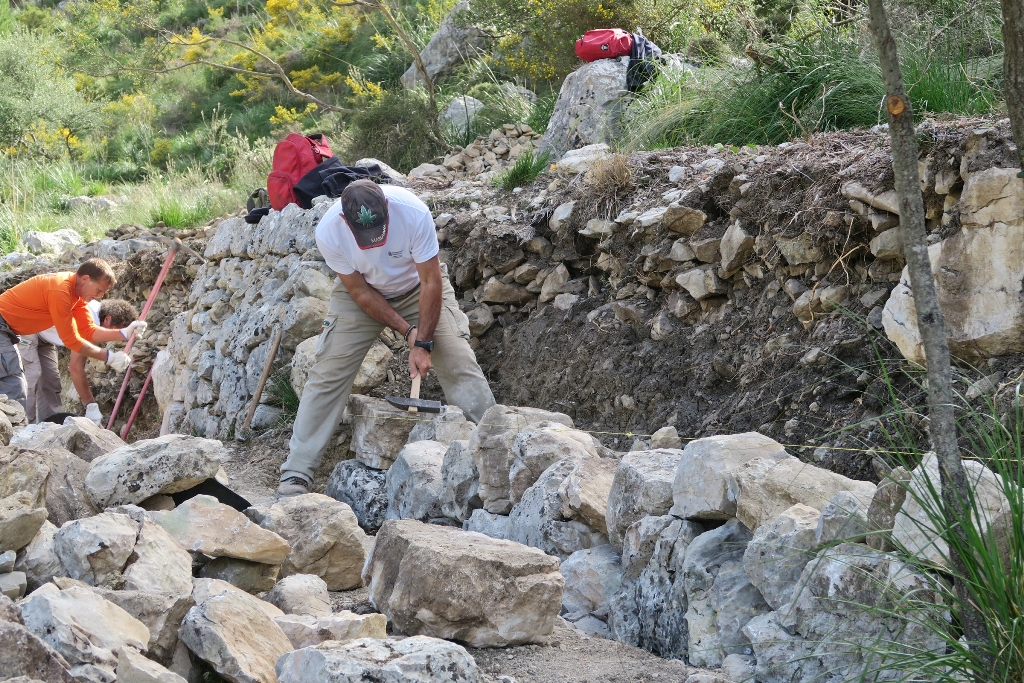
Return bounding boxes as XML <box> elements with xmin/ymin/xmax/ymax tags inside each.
<box><xmin>410</xmin><ymin>124</ymin><xmax>544</xmax><ymax>181</ymax></box>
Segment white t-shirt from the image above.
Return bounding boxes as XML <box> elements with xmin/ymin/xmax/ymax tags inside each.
<box><xmin>315</xmin><ymin>185</ymin><xmax>439</xmax><ymax>298</ymax></box>
<box><xmin>38</xmin><ymin>300</ymin><xmax>101</xmax><ymax>347</ymax></box>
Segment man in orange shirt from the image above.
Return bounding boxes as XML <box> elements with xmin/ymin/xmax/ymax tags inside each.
<box><xmin>0</xmin><ymin>258</ymin><xmax>147</xmax><ymax>411</ymax></box>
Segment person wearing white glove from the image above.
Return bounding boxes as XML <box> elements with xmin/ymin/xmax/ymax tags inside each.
<box><xmin>85</xmin><ymin>402</ymin><xmax>102</xmax><ymax>426</ymax></box>
<box><xmin>104</xmin><ymin>350</ymin><xmax>131</xmax><ymax>372</ymax></box>
<box><xmin>120</xmin><ymin>320</ymin><xmax>148</xmax><ymax>341</ymax></box>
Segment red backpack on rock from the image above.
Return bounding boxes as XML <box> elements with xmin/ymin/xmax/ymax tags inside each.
<box><xmin>267</xmin><ymin>133</ymin><xmax>334</xmax><ymax>210</ymax></box>
<box><xmin>575</xmin><ymin>29</ymin><xmax>634</xmax><ymax>62</ymax></box>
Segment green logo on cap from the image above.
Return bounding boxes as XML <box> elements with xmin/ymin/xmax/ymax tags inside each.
<box><xmin>356</xmin><ymin>205</ymin><xmax>377</xmax><ymax>226</ymax></box>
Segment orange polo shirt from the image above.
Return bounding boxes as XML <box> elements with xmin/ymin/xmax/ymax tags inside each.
<box><xmin>0</xmin><ymin>273</ymin><xmax>99</xmax><ymax>352</ymax></box>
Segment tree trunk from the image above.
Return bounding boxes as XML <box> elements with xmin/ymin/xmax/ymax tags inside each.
<box><xmin>865</xmin><ymin>0</ymin><xmax>993</xmax><ymax>673</ymax></box>
<box><xmin>1003</xmin><ymin>0</ymin><xmax>1024</xmax><ymax>177</ymax></box>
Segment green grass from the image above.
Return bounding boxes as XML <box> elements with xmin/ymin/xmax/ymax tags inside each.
<box><xmin>492</xmin><ymin>150</ymin><xmax>550</xmax><ymax>191</ymax></box>
<box><xmin>266</xmin><ymin>368</ymin><xmax>300</xmax><ymax>425</ymax></box>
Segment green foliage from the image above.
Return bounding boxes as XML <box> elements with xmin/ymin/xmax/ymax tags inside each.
<box><xmin>344</xmin><ymin>89</ymin><xmax>444</xmax><ymax>173</ymax></box>
<box><xmin>526</xmin><ymin>91</ymin><xmax>557</xmax><ymax>134</ymax></box>
<box><xmin>266</xmin><ymin>369</ymin><xmax>299</xmax><ymax>425</ymax></box>
<box><xmin>0</xmin><ymin>1</ymin><xmax>15</xmax><ymax>36</ymax></box>
<box><xmin>492</xmin><ymin>150</ymin><xmax>550</xmax><ymax>190</ymax></box>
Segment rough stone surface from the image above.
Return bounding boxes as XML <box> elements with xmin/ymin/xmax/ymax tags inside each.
<box><xmin>324</xmin><ymin>459</ymin><xmax>389</xmax><ymax>533</ymax></box>
<box><xmin>607</xmin><ymin>517</ymin><xmax>704</xmax><ymax>658</ymax></box>
<box><xmin>15</xmin><ymin>520</ymin><xmax>64</xmax><ymax>591</ymax></box>
<box><xmin>20</xmin><ymin>583</ymin><xmax>149</xmax><ymax>673</ymax></box>
<box><xmin>364</xmin><ymin>519</ymin><xmax>563</xmax><ymax>647</ymax></box>
<box><xmin>0</xmin><ymin>491</ymin><xmax>48</xmax><ymax>553</ymax></box>
<box><xmin>742</xmin><ymin>503</ymin><xmax>820</xmax><ymax>611</ymax></box>
<box><xmin>276</xmin><ymin>636</ymin><xmax>482</xmax><ymax>683</ymax></box>
<box><xmin>733</xmin><ymin>457</ymin><xmax>876</xmax><ymax>530</ymax></box>
<box><xmin>0</xmin><ymin>619</ymin><xmax>75</xmax><ymax>683</ymax></box>
<box><xmin>178</xmin><ymin>589</ymin><xmax>293</xmax><ymax>683</ymax></box>
<box><xmin>892</xmin><ymin>453</ymin><xmax>1009</xmax><ymax>569</ymax></box>
<box><xmin>349</xmin><ymin>396</ymin><xmax>420</xmax><ymax>469</ymax></box>
<box><xmin>440</xmin><ymin>96</ymin><xmax>486</xmax><ymax>134</ymax></box>
<box><xmin>670</xmin><ymin>432</ymin><xmax>791</xmax><ymax>521</ymax></box>
<box><xmin>507</xmin><ymin>458</ymin><xmax>607</xmax><ymax>559</ymax></box>
<box><xmin>4</xmin><ymin>444</ymin><xmax>98</xmax><ymax>526</ymax></box>
<box><xmin>605</xmin><ymin>449</ymin><xmax>683</xmax><ymax>550</ymax></box>
<box><xmin>385</xmin><ymin>440</ymin><xmax>448</xmax><ymax>522</ymax></box>
<box><xmin>470</xmin><ymin>404</ymin><xmax>573</xmax><ymax>515</ymax></box>
<box><xmin>22</xmin><ymin>229</ymin><xmax>83</xmax><ymax>255</ymax></box>
<box><xmin>197</xmin><ymin>557</ymin><xmax>279</xmax><ymax>593</ymax></box>
<box><xmin>560</xmin><ymin>545</ymin><xmax>622</xmax><ymax>617</ymax></box>
<box><xmin>540</xmin><ymin>58</ymin><xmax>628</xmax><ymax>158</ymax></box>
<box><xmin>866</xmin><ymin>467</ymin><xmax>910</xmax><ymax>552</ymax></box>
<box><xmin>89</xmin><ymin>586</ymin><xmax>193</xmax><ymax>664</ymax></box>
<box><xmin>682</xmin><ymin>520</ymin><xmax>766</xmax><ymax>667</ymax></box>
<box><xmin>440</xmin><ymin>439</ymin><xmax>479</xmax><ymax>522</ymax></box>
<box><xmin>0</xmin><ymin>447</ymin><xmax>48</xmax><ymax>508</ymax></box>
<box><xmin>274</xmin><ymin>611</ymin><xmax>387</xmax><ymax>649</ymax></box>
<box><xmin>264</xmin><ymin>574</ymin><xmax>332</xmax><ymax>617</ymax></box>
<box><xmin>191</xmin><ymin>578</ymin><xmax>284</xmax><ymax>621</ymax></box>
<box><xmin>85</xmin><ymin>435</ymin><xmax>223</xmax><ymax>508</ymax></box>
<box><xmin>0</xmin><ymin>570</ymin><xmax>26</xmax><ymax>598</ymax></box>
<box><xmin>406</xmin><ymin>406</ymin><xmax>474</xmax><ymax>446</ymax></box>
<box><xmin>815</xmin><ymin>489</ymin><xmax>871</xmax><ymax>544</ymax></box>
<box><xmin>54</xmin><ymin>511</ymin><xmax>139</xmax><ymax>586</ymax></box>
<box><xmin>257</xmin><ymin>493</ymin><xmax>365</xmax><ymax>590</ymax></box>
<box><xmin>509</xmin><ymin>423</ymin><xmax>597</xmax><ymax>504</ymax></box>
<box><xmin>463</xmin><ymin>509</ymin><xmax>509</xmax><ymax>539</ymax></box>
<box><xmin>122</xmin><ymin>515</ymin><xmax>194</xmax><ymax>596</ymax></box>
<box><xmin>117</xmin><ymin>647</ymin><xmax>187</xmax><ymax>683</ymax></box>
<box><xmin>150</xmin><ymin>495</ymin><xmax>290</xmax><ymax>564</ymax></box>
<box><xmin>400</xmin><ymin>1</ymin><xmax>486</xmax><ymax>89</ymax></box>
<box><xmin>557</xmin><ymin>456</ymin><xmax>617</xmax><ymax>535</ymax></box>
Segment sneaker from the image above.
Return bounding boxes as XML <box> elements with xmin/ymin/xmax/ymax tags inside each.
<box><xmin>277</xmin><ymin>476</ymin><xmax>309</xmax><ymax>497</ymax></box>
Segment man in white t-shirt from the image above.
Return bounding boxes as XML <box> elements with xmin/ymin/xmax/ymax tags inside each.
<box><xmin>21</xmin><ymin>298</ymin><xmax>138</xmax><ymax>424</ymax></box>
<box><xmin>278</xmin><ymin>180</ymin><xmax>496</xmax><ymax>496</ymax></box>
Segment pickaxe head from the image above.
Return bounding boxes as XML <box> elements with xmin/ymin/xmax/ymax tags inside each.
<box><xmin>137</xmin><ymin>235</ymin><xmax>207</xmax><ymax>263</ymax></box>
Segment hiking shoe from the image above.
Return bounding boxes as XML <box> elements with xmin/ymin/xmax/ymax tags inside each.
<box><xmin>277</xmin><ymin>476</ymin><xmax>309</xmax><ymax>498</ymax></box>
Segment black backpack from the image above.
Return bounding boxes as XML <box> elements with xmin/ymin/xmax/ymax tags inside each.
<box><xmin>292</xmin><ymin>157</ymin><xmax>394</xmax><ymax>209</ymax></box>
<box><xmin>627</xmin><ymin>30</ymin><xmax>663</xmax><ymax>92</ymax></box>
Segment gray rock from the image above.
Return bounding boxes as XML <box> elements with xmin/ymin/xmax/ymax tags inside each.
<box><xmin>742</xmin><ymin>504</ymin><xmax>820</xmax><ymax>612</ymax></box>
<box><xmin>54</xmin><ymin>511</ymin><xmax>139</xmax><ymax>586</ymax></box>
<box><xmin>866</xmin><ymin>466</ymin><xmax>910</xmax><ymax>552</ymax></box>
<box><xmin>0</xmin><ymin>492</ymin><xmax>48</xmax><ymax>553</ymax></box>
<box><xmin>507</xmin><ymin>459</ymin><xmax>607</xmax><ymax>560</ymax></box>
<box><xmin>264</xmin><ymin>574</ymin><xmax>332</xmax><ymax>617</ymax></box>
<box><xmin>116</xmin><ymin>647</ymin><xmax>187</xmax><ymax>683</ymax></box>
<box><xmin>0</xmin><ymin>570</ymin><xmax>26</xmax><ymax>598</ymax></box>
<box><xmin>509</xmin><ymin>423</ymin><xmax>597</xmax><ymax>504</ymax></box>
<box><xmin>560</xmin><ymin>545</ymin><xmax>622</xmax><ymax>617</ymax></box>
<box><xmin>120</xmin><ymin>513</ymin><xmax>194</xmax><ymax>596</ymax></box>
<box><xmin>440</xmin><ymin>440</ymin><xmax>479</xmax><ymax>522</ymax></box>
<box><xmin>273</xmin><ymin>611</ymin><xmax>387</xmax><ymax>649</ymax></box>
<box><xmin>618</xmin><ymin>515</ymin><xmax>675</xmax><ymax>582</ymax></box>
<box><xmin>0</xmin><ymin>593</ymin><xmax>18</xmax><ymax>623</ymax></box>
<box><xmin>815</xmin><ymin>490</ymin><xmax>871</xmax><ymax>544</ymax></box>
<box><xmin>721</xmin><ymin>653</ymin><xmax>756</xmax><ymax>682</ymax></box>
<box><xmin>463</xmin><ymin>509</ymin><xmax>509</xmax><ymax>539</ymax></box>
<box><xmin>400</xmin><ymin>1</ymin><xmax>486</xmax><ymax>89</ymax></box>
<box><xmin>87</xmin><ymin>587</ymin><xmax>193</xmax><ymax>665</ymax></box>
<box><xmin>605</xmin><ymin>449</ymin><xmax>683</xmax><ymax>550</ymax></box>
<box><xmin>197</xmin><ymin>557</ymin><xmax>279</xmax><ymax>593</ymax></box>
<box><xmin>385</xmin><ymin>440</ymin><xmax>448</xmax><ymax>522</ymax></box>
<box><xmin>276</xmin><ymin>635</ymin><xmax>483</xmax><ymax>683</ymax></box>
<box><xmin>364</xmin><ymin>519</ymin><xmax>563</xmax><ymax>647</ymax></box>
<box><xmin>0</xmin><ymin>620</ymin><xmax>75</xmax><ymax>683</ymax></box>
<box><xmin>85</xmin><ymin>435</ymin><xmax>223</xmax><ymax>508</ymax></box>
<box><xmin>607</xmin><ymin>517</ymin><xmax>703</xmax><ymax>658</ymax></box>
<box><xmin>349</xmin><ymin>396</ymin><xmax>420</xmax><ymax>469</ymax></box>
<box><xmin>14</xmin><ymin>520</ymin><xmax>64</xmax><ymax>591</ymax></box>
<box><xmin>21</xmin><ymin>229</ymin><xmax>83</xmax><ymax>255</ymax></box>
<box><xmin>470</xmin><ymin>404</ymin><xmax>573</xmax><ymax>515</ymax></box>
<box><xmin>406</xmin><ymin>406</ymin><xmax>474</xmax><ymax>446</ymax></box>
<box><xmin>557</xmin><ymin>456</ymin><xmax>618</xmax><ymax>536</ymax></box>
<box><xmin>540</xmin><ymin>59</ymin><xmax>629</xmax><ymax>158</ymax></box>
<box><xmin>0</xmin><ymin>548</ymin><xmax>14</xmax><ymax>571</ymax></box>
<box><xmin>440</xmin><ymin>96</ymin><xmax>485</xmax><ymax>134</ymax></box>
<box><xmin>325</xmin><ymin>459</ymin><xmax>389</xmax><ymax>533</ymax></box>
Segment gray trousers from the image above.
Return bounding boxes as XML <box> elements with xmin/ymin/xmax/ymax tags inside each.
<box><xmin>280</xmin><ymin>269</ymin><xmax>495</xmax><ymax>483</ymax></box>
<box><xmin>0</xmin><ymin>325</ymin><xmax>27</xmax><ymax>410</ymax></box>
<box><xmin>21</xmin><ymin>335</ymin><xmax>62</xmax><ymax>423</ymax></box>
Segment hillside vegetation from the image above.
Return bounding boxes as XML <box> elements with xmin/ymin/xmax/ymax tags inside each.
<box><xmin>0</xmin><ymin>0</ymin><xmax>1007</xmax><ymax>252</ymax></box>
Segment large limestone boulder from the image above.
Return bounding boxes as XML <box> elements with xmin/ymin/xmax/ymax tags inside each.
<box><xmin>150</xmin><ymin>495</ymin><xmax>290</xmax><ymax>564</ymax></box>
<box><xmin>605</xmin><ymin>449</ymin><xmax>684</xmax><ymax>550</ymax></box>
<box><xmin>560</xmin><ymin>544</ymin><xmax>622</xmax><ymax>617</ymax></box>
<box><xmin>363</xmin><ymin>519</ymin><xmax>563</xmax><ymax>647</ymax></box>
<box><xmin>669</xmin><ymin>432</ymin><xmax>791</xmax><ymax>521</ymax></box>
<box><xmin>20</xmin><ymin>583</ymin><xmax>149</xmax><ymax>675</ymax></box>
<box><xmin>349</xmin><ymin>396</ymin><xmax>420</xmax><ymax>469</ymax></box>
<box><xmin>54</xmin><ymin>511</ymin><xmax>139</xmax><ymax>586</ymax></box>
<box><xmin>88</xmin><ymin>585</ymin><xmax>193</xmax><ymax>664</ymax></box>
<box><xmin>440</xmin><ymin>439</ymin><xmax>479</xmax><ymax>522</ymax></box>
<box><xmin>121</xmin><ymin>513</ymin><xmax>195</xmax><ymax>596</ymax></box>
<box><xmin>191</xmin><ymin>578</ymin><xmax>284</xmax><ymax>621</ymax></box>
<box><xmin>509</xmin><ymin>423</ymin><xmax>597</xmax><ymax>504</ymax></box>
<box><xmin>255</xmin><ymin>493</ymin><xmax>365</xmax><ymax>590</ymax></box>
<box><xmin>607</xmin><ymin>516</ymin><xmax>703</xmax><ymax>658</ymax></box>
<box><xmin>22</xmin><ymin>229</ymin><xmax>83</xmax><ymax>255</ymax></box>
<box><xmin>470</xmin><ymin>404</ymin><xmax>573</xmax><ymax>515</ymax></box>
<box><xmin>117</xmin><ymin>647</ymin><xmax>187</xmax><ymax>683</ymax></box>
<box><xmin>439</xmin><ymin>96</ymin><xmax>485</xmax><ymax>134</ymax></box>
<box><xmin>274</xmin><ymin>612</ymin><xmax>387</xmax><ymax>649</ymax></box>
<box><xmin>85</xmin><ymin>435</ymin><xmax>223</xmax><ymax>508</ymax></box>
<box><xmin>0</xmin><ymin>491</ymin><xmax>48</xmax><ymax>553</ymax></box>
<box><xmin>13</xmin><ymin>418</ymin><xmax>126</xmax><ymax>463</ymax></box>
<box><xmin>0</xmin><ymin>620</ymin><xmax>76</xmax><ymax>683</ymax></box>
<box><xmin>0</xmin><ymin>447</ymin><xmax>48</xmax><ymax>508</ymax></box>
<box><xmin>742</xmin><ymin>504</ymin><xmax>820</xmax><ymax>611</ymax></box>
<box><xmin>277</xmin><ymin>636</ymin><xmax>482</xmax><ymax>683</ymax></box>
<box><xmin>198</xmin><ymin>556</ymin><xmax>280</xmax><ymax>593</ymax></box>
<box><xmin>265</xmin><ymin>574</ymin><xmax>332</xmax><ymax>617</ymax></box>
<box><xmin>540</xmin><ymin>59</ymin><xmax>629</xmax><ymax>158</ymax></box>
<box><xmin>883</xmin><ymin>166</ymin><xmax>1024</xmax><ymax>362</ymax></box>
<box><xmin>507</xmin><ymin>458</ymin><xmax>607</xmax><ymax>559</ymax></box>
<box><xmin>892</xmin><ymin>453</ymin><xmax>1010</xmax><ymax>569</ymax></box>
<box><xmin>15</xmin><ymin>520</ymin><xmax>65</xmax><ymax>591</ymax></box>
<box><xmin>558</xmin><ymin>457</ymin><xmax>618</xmax><ymax>535</ymax></box>
<box><xmin>385</xmin><ymin>440</ymin><xmax>448</xmax><ymax>522</ymax></box>
<box><xmin>407</xmin><ymin>406</ymin><xmax>474</xmax><ymax>446</ymax></box>
<box><xmin>4</xmin><ymin>445</ymin><xmax>98</xmax><ymax>526</ymax></box>
<box><xmin>178</xmin><ymin>588</ymin><xmax>293</xmax><ymax>683</ymax></box>
<box><xmin>400</xmin><ymin>0</ymin><xmax>486</xmax><ymax>89</ymax></box>
<box><xmin>325</xmin><ymin>459</ymin><xmax>388</xmax><ymax>533</ymax></box>
<box><xmin>682</xmin><ymin>520</ymin><xmax>767</xmax><ymax>667</ymax></box>
<box><xmin>732</xmin><ymin>457</ymin><xmax>875</xmax><ymax>530</ymax></box>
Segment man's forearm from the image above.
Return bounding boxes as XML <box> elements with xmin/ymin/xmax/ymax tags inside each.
<box><xmin>77</xmin><ymin>341</ymin><xmax>109</xmax><ymax>363</ymax></box>
<box><xmin>349</xmin><ymin>286</ymin><xmax>409</xmax><ymax>333</ymax></box>
<box><xmin>416</xmin><ymin>277</ymin><xmax>442</xmax><ymax>341</ymax></box>
<box><xmin>91</xmin><ymin>328</ymin><xmax>126</xmax><ymax>343</ymax></box>
<box><xmin>69</xmin><ymin>353</ymin><xmax>95</xmax><ymax>404</ymax></box>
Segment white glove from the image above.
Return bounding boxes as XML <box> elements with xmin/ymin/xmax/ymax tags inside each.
<box><xmin>106</xmin><ymin>350</ymin><xmax>131</xmax><ymax>372</ymax></box>
<box><xmin>85</xmin><ymin>402</ymin><xmax>102</xmax><ymax>426</ymax></box>
<box><xmin>68</xmin><ymin>382</ymin><xmax>80</xmax><ymax>403</ymax></box>
<box><xmin>120</xmin><ymin>321</ymin><xmax>148</xmax><ymax>340</ymax></box>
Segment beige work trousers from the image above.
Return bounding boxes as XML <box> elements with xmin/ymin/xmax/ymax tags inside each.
<box><xmin>20</xmin><ymin>335</ymin><xmax>62</xmax><ymax>423</ymax></box>
<box><xmin>280</xmin><ymin>268</ymin><xmax>495</xmax><ymax>484</ymax></box>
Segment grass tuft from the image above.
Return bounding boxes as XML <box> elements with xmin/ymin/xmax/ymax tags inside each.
<box><xmin>492</xmin><ymin>150</ymin><xmax>550</xmax><ymax>191</ymax></box>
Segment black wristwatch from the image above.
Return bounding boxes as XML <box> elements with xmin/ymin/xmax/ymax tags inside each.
<box><xmin>414</xmin><ymin>339</ymin><xmax>434</xmax><ymax>352</ymax></box>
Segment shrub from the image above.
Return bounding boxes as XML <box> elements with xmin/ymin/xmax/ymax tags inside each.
<box><xmin>492</xmin><ymin>150</ymin><xmax>550</xmax><ymax>190</ymax></box>
<box><xmin>343</xmin><ymin>88</ymin><xmax>444</xmax><ymax>173</ymax></box>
